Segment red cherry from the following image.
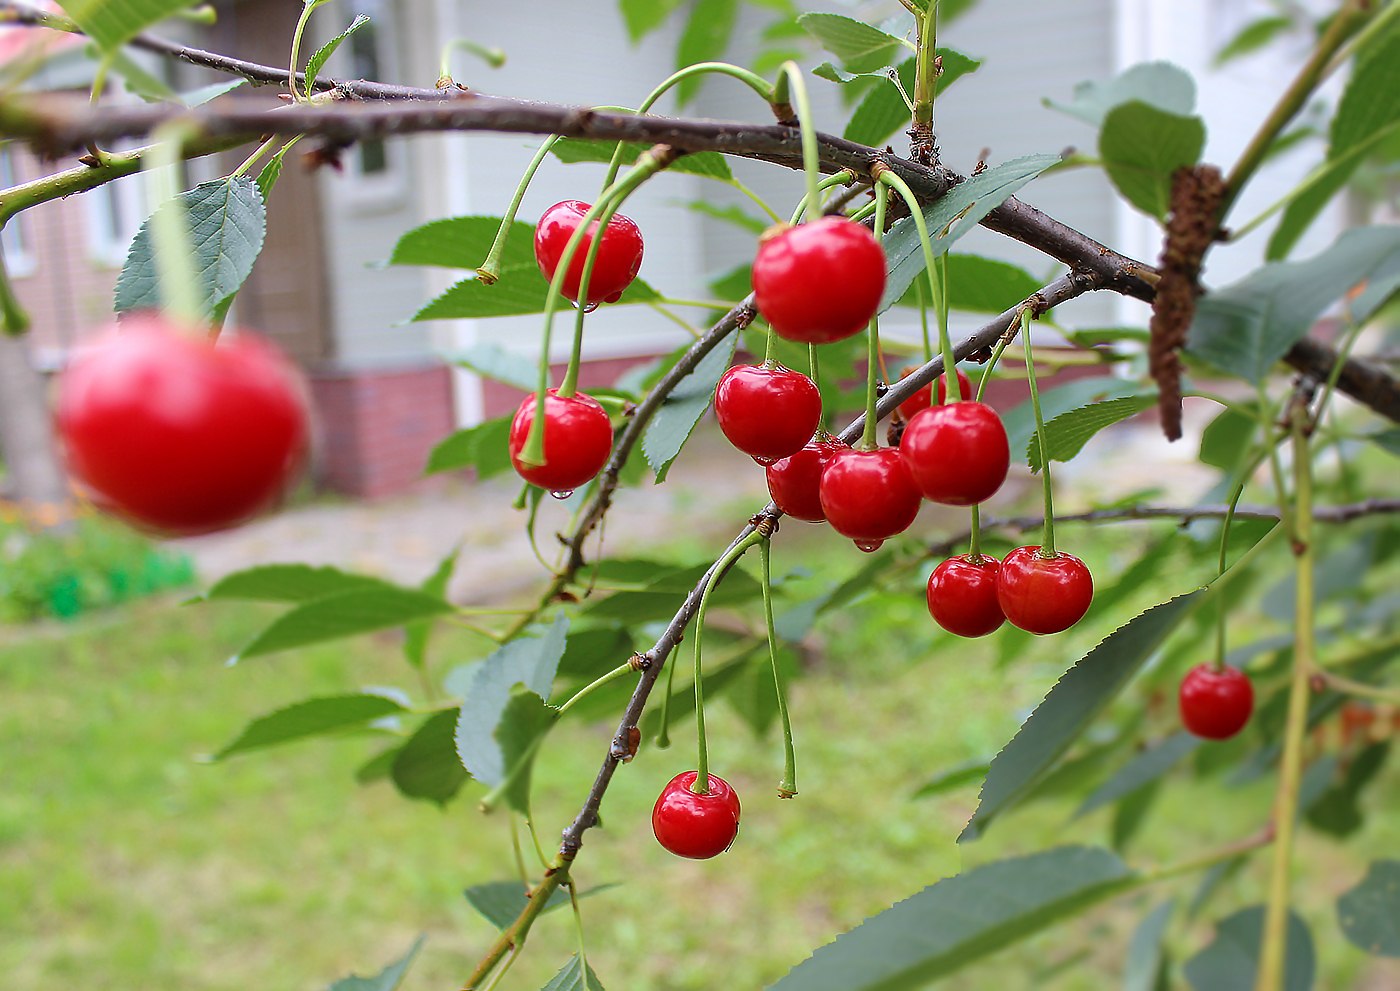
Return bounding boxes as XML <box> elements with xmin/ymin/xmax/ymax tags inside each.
<box><xmin>652</xmin><ymin>770</ymin><xmax>741</xmax><ymax>860</ymax></box>
<box><xmin>751</xmin><ymin>217</ymin><xmax>887</xmax><ymax>344</ymax></box>
<box><xmin>896</xmin><ymin>366</ymin><xmax>973</xmax><ymax>421</ymax></box>
<box><xmin>55</xmin><ymin>314</ymin><xmax>309</xmax><ymax>535</ymax></box>
<box><xmin>714</xmin><ymin>363</ymin><xmax>821</xmax><ymax>464</ymax></box>
<box><xmin>997</xmin><ymin>546</ymin><xmax>1093</xmax><ymax>635</ymax></box>
<box><xmin>1179</xmin><ymin>664</ymin><xmax>1254</xmax><ymax>740</ymax></box>
<box><xmin>508</xmin><ymin>389</ymin><xmax>613</xmax><ymax>492</ymax></box>
<box><xmin>533</xmin><ymin>200</ymin><xmax>644</xmax><ymax>306</ymax></box>
<box><xmin>900</xmin><ymin>402</ymin><xmax>1010</xmax><ymax>506</ymax></box>
<box><xmin>818</xmin><ymin>447</ymin><xmax>922</xmax><ymax>551</ymax></box>
<box><xmin>765</xmin><ymin>435</ymin><xmax>846</xmax><ymax>522</ymax></box>
<box><xmin>927</xmin><ymin>554</ymin><xmax>1005</xmax><ymax>637</ymax></box>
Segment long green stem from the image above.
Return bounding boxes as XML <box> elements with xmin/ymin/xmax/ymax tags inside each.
<box><xmin>555</xmin><ymin>660</ymin><xmax>636</xmax><ymax>718</ymax></box>
<box><xmin>146</xmin><ymin>123</ymin><xmax>202</xmax><ymax>328</ymax></box>
<box><xmin>775</xmin><ymin>61</ymin><xmax>824</xmax><ymax>222</ymax></box>
<box><xmin>559</xmin><ymin>196</ymin><xmax>622</xmax><ymax>397</ymax></box>
<box><xmin>229</xmin><ymin>135</ymin><xmax>279</xmax><ymax>179</ymax></box>
<box><xmin>692</xmin><ymin>531</ymin><xmax>764</xmax><ymax>794</ymax></box>
<box><xmin>0</xmin><ymin>251</ymin><xmax>30</xmax><ymax>335</ymax></box>
<box><xmin>478</xmin><ymin>135</ymin><xmax>560</xmax><ymax>284</ymax></box>
<box><xmin>787</xmin><ymin>170</ymin><xmax>857</xmax><ymax>226</ymax></box>
<box><xmin>915</xmin><ymin>281</ymin><xmax>933</xmax><ymax>362</ymax></box>
<box><xmin>287</xmin><ymin>0</ymin><xmax>329</xmax><ymax>101</ymax></box>
<box><xmin>1019</xmin><ymin>307</ymin><xmax>1056</xmax><ymax>555</ymax></box>
<box><xmin>912</xmin><ymin>0</ymin><xmax>939</xmax><ymax>128</ymax></box>
<box><xmin>859</xmin><ymin>184</ymin><xmax>890</xmax><ymax>450</ymax></box>
<box><xmin>1255</xmin><ymin>407</ymin><xmax>1315</xmax><ymax>991</ymax></box>
<box><xmin>760</xmin><ymin>539</ymin><xmax>797</xmax><ymax>798</ymax></box>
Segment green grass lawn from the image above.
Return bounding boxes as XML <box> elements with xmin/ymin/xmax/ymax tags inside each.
<box><xmin>2</xmin><ymin>516</ymin><xmax>1397</xmax><ymax>990</ymax></box>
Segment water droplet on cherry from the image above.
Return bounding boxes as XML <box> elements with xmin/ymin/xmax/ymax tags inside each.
<box><xmin>854</xmin><ymin>539</ymin><xmax>883</xmax><ymax>553</ymax></box>
<box><xmin>582</xmin><ymin>301</ymin><xmax>600</xmax><ymax>313</ymax></box>
<box><xmin>549</xmin><ymin>489</ymin><xmax>574</xmax><ymax>500</ymax></box>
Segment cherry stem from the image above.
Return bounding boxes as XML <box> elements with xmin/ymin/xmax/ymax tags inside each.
<box><xmin>859</xmin><ymin>183</ymin><xmax>890</xmax><ymax>451</ymax></box>
<box><xmin>229</xmin><ymin>134</ymin><xmax>279</xmax><ymax>178</ymax></box>
<box><xmin>601</xmin><ymin>63</ymin><xmax>774</xmax><ymax>191</ymax></box>
<box><xmin>554</xmin><ymin>660</ymin><xmax>636</xmax><ymax>718</ymax></box>
<box><xmin>976</xmin><ymin>331</ymin><xmax>1011</xmax><ymax>402</ymax></box>
<box><xmin>478</xmin><ymin>134</ymin><xmax>561</xmax><ymax>284</ymax></box>
<box><xmin>1213</xmin><ymin>453</ymin><xmax>1261</xmax><ymax>671</ymax></box>
<box><xmin>0</xmin><ymin>253</ymin><xmax>30</xmax><ymax>335</ymax></box>
<box><xmin>968</xmin><ymin>505</ymin><xmax>982</xmax><ymax>559</ymax></box>
<box><xmin>566</xmin><ymin>880</ymin><xmax>590</xmax><ymax>983</ymax></box>
<box><xmin>913</xmin><ymin>0</ymin><xmax>940</xmax><ymax>129</ymax></box>
<box><xmin>287</xmin><ymin>0</ymin><xmax>329</xmax><ymax>102</ymax></box>
<box><xmin>876</xmin><ymin>169</ymin><xmax>961</xmax><ymax>402</ymax></box>
<box><xmin>787</xmin><ymin>170</ymin><xmax>857</xmax><ymax>226</ymax></box>
<box><xmin>691</xmin><ymin>530</ymin><xmax>764</xmax><ymax>795</ymax></box>
<box><xmin>146</xmin><ymin>121</ymin><xmax>203</xmax><ymax>331</ymax></box>
<box><xmin>775</xmin><ymin>61</ymin><xmax>824</xmax><ymax>223</ymax></box>
<box><xmin>1019</xmin><ymin>306</ymin><xmax>1057</xmax><ymax>555</ymax></box>
<box><xmin>916</xmin><ymin>281</ymin><xmax>933</xmax><ymax>362</ymax></box>
<box><xmin>1257</xmin><ymin>404</ymin><xmax>1315</xmax><ymax>991</ymax></box>
<box><xmin>760</xmin><ymin>539</ymin><xmax>798</xmax><ymax>798</ymax></box>
<box><xmin>559</xmin><ymin>196</ymin><xmax>623</xmax><ymax>397</ymax></box>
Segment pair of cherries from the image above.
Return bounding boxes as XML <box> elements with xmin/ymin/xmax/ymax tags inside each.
<box><xmin>926</xmin><ymin>546</ymin><xmax>1094</xmax><ymax>637</ymax></box>
<box><xmin>507</xmin><ymin>200</ymin><xmax>645</xmax><ymax>490</ymax></box>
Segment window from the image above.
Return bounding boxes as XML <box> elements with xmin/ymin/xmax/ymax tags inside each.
<box><xmin>0</xmin><ymin>145</ymin><xmax>34</xmax><ymax>276</ymax></box>
<box><xmin>329</xmin><ymin>0</ymin><xmax>406</xmax><ymax>204</ymax></box>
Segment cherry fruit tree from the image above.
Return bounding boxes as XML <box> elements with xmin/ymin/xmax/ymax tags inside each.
<box><xmin>3</xmin><ymin>0</ymin><xmax>1400</xmax><ymax>988</ymax></box>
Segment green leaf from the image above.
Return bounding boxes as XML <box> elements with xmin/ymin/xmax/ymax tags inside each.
<box><xmin>205</xmin><ymin>564</ymin><xmax>394</xmax><ymax>603</ymax></box>
<box><xmin>1214</xmin><ymin>15</ymin><xmax>1294</xmax><ymax>66</ymax></box>
<box><xmin>1188</xmin><ymin>226</ymin><xmax>1400</xmax><ymax>383</ymax></box>
<box><xmin>234</xmin><ymin>588</ymin><xmax>456</xmax><ymax>661</ymax></box>
<box><xmin>1337</xmin><ymin>860</ymin><xmax>1400</xmax><ymax>956</ymax></box>
<box><xmin>1045</xmin><ymin>61</ymin><xmax>1196</xmax><ymax>128</ymax></box>
<box><xmin>179</xmin><ymin>78</ymin><xmax>245</xmax><ymax>108</ymax></box>
<box><xmin>895</xmin><ymin>252</ymin><xmax>1040</xmax><ymax>313</ymax></box>
<box><xmin>304</xmin><ymin>13</ymin><xmax>370</xmax><ymax>93</ymax></box>
<box><xmin>1125</xmin><ymin>899</ymin><xmax>1176</xmax><ymax>991</ymax></box>
<box><xmin>449</xmin><ymin>342</ymin><xmax>537</xmax><ymax>391</ymax></box>
<box><xmin>465</xmin><ymin>881</ymin><xmax>616</xmax><ymax>930</ymax></box>
<box><xmin>104</xmin><ymin>45</ymin><xmax>177</xmax><ymax>103</ymax></box>
<box><xmin>454</xmin><ymin>616</ymin><xmax>568</xmax><ymax>789</ymax></box>
<box><xmin>389</xmin><ymin>215</ymin><xmax>524</xmax><ymax>270</ymax></box>
<box><xmin>1184</xmin><ymin>906</ymin><xmax>1315</xmax><ymax>991</ymax></box>
<box><xmin>911</xmin><ymin>759</ymin><xmax>990</xmax><ymax>799</ymax></box>
<box><xmin>542</xmin><ymin>954</ymin><xmax>606</xmax><ymax>991</ymax></box>
<box><xmin>1077</xmin><ymin>731</ymin><xmax>1198</xmax><ymax>818</ymax></box>
<box><xmin>213</xmin><ymin>693</ymin><xmax>406</xmax><ymax>759</ymax></box>
<box><xmin>550</xmin><ymin>138</ymin><xmax>732</xmax><ymax>180</ymax></box>
<box><xmin>879</xmin><ymin>154</ymin><xmax>1061</xmax><ymax>312</ymax></box>
<box><xmin>641</xmin><ymin>333</ymin><xmax>738</xmax><ymax>482</ymax></box>
<box><xmin>57</xmin><ymin>0</ymin><xmax>200</xmax><ymax>52</ymax></box>
<box><xmin>1305</xmin><ymin>741</ymin><xmax>1389</xmax><ymax>838</ymax></box>
<box><xmin>492</xmin><ymin>690</ymin><xmax>558</xmax><ymax>814</ymax></box>
<box><xmin>675</xmin><ymin>0</ymin><xmax>738</xmax><ymax>106</ymax></box>
<box><xmin>1367</xmin><ymin>428</ymin><xmax>1400</xmax><ymax>458</ymax></box>
<box><xmin>255</xmin><ymin>142</ymin><xmax>291</xmax><ymax>201</ymax></box>
<box><xmin>403</xmin><ymin>549</ymin><xmax>458</xmax><ymax>670</ymax></box>
<box><xmin>1200</xmin><ymin>404</ymin><xmax>1260</xmax><ymax>471</ymax></box>
<box><xmin>557</xmin><ymin>624</ymin><xmax>635</xmax><ymax>681</ymax></box>
<box><xmin>681</xmin><ymin>200</ymin><xmax>768</xmax><ymax>234</ymax></box>
<box><xmin>327</xmin><ymin>935</ymin><xmax>425</xmax><ymax>991</ymax></box>
<box><xmin>415</xmin><ymin>270</ymin><xmax>658</xmax><ymax>321</ymax></box>
<box><xmin>1110</xmin><ymin>778</ymin><xmax>1162</xmax><ymax>852</ymax></box>
<box><xmin>841</xmin><ymin>50</ymin><xmax>980</xmax><ymax>148</ymax></box>
<box><xmin>962</xmin><ymin>591</ymin><xmax>1203</xmax><ymax>840</ymax></box>
<box><xmin>619</xmin><ymin>0</ymin><xmax>681</xmax><ymax>41</ymax></box>
<box><xmin>1027</xmin><ymin>394</ymin><xmax>1158</xmax><ymax>472</ymax></box>
<box><xmin>767</xmin><ymin>847</ymin><xmax>1139</xmax><ymax>990</ymax></box>
<box><xmin>391</xmin><ymin>709</ymin><xmax>470</xmax><ymax>806</ymax></box>
<box><xmin>798</xmin><ymin>13</ymin><xmax>906</xmax><ymax>73</ymax></box>
<box><xmin>1099</xmin><ymin>102</ymin><xmax>1207</xmax><ymax>219</ymax></box>
<box><xmin>425</xmin><ymin>416</ymin><xmax>512</xmax><ymax>479</ymax></box>
<box><xmin>1001</xmin><ymin>376</ymin><xmax>1154</xmax><ymax>467</ymax></box>
<box><xmin>114</xmin><ymin>177</ymin><xmax>267</xmax><ymax>321</ymax></box>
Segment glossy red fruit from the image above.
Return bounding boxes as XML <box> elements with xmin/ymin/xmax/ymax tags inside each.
<box><xmin>751</xmin><ymin>216</ymin><xmax>887</xmax><ymax>344</ymax></box>
<box><xmin>896</xmin><ymin>366</ymin><xmax>973</xmax><ymax>421</ymax></box>
<box><xmin>927</xmin><ymin>554</ymin><xmax>1005</xmax><ymax>637</ymax></box>
<box><xmin>533</xmin><ymin>199</ymin><xmax>644</xmax><ymax>307</ymax></box>
<box><xmin>652</xmin><ymin>770</ymin><xmax>742</xmax><ymax>860</ymax></box>
<box><xmin>997</xmin><ymin>546</ymin><xmax>1094</xmax><ymax>635</ymax></box>
<box><xmin>714</xmin><ymin>363</ymin><xmax>821</xmax><ymax>464</ymax></box>
<box><xmin>508</xmin><ymin>389</ymin><xmax>613</xmax><ymax>492</ymax></box>
<box><xmin>765</xmin><ymin>435</ymin><xmax>846</xmax><ymax>523</ymax></box>
<box><xmin>818</xmin><ymin>447</ymin><xmax>922</xmax><ymax>551</ymax></box>
<box><xmin>900</xmin><ymin>402</ymin><xmax>1010</xmax><ymax>506</ymax></box>
<box><xmin>55</xmin><ymin>315</ymin><xmax>309</xmax><ymax>535</ymax></box>
<box><xmin>1179</xmin><ymin>664</ymin><xmax>1254</xmax><ymax>740</ymax></box>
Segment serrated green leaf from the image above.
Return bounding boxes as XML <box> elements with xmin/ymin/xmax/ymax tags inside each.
<box><xmin>390</xmin><ymin>216</ymin><xmax>526</xmax><ymax>270</ymax></box>
<box><xmin>1045</xmin><ymin>61</ymin><xmax>1196</xmax><ymax>128</ymax></box>
<box><xmin>492</xmin><ymin>690</ymin><xmax>558</xmax><ymax>814</ymax></box>
<box><xmin>962</xmin><ymin>592</ymin><xmax>1203</xmax><ymax>840</ymax></box>
<box><xmin>327</xmin><ymin>935</ymin><xmax>425</xmax><ymax>991</ymax></box>
<box><xmin>179</xmin><ymin>78</ymin><xmax>245</xmax><ymax>108</ymax></box>
<box><xmin>58</xmin><ymin>0</ymin><xmax>200</xmax><ymax>52</ymax></box>
<box><xmin>449</xmin><ymin>342</ymin><xmax>537</xmax><ymax>391</ymax></box>
<box><xmin>768</xmin><ymin>847</ymin><xmax>1139</xmax><ymax>990</ymax></box>
<box><xmin>205</xmin><ymin>564</ymin><xmax>395</xmax><ymax>603</ymax></box>
<box><xmin>424</xmin><ymin>416</ymin><xmax>512</xmax><ymax>479</ymax></box>
<box><xmin>104</xmin><ymin>44</ymin><xmax>177</xmax><ymax>103</ymax></box>
<box><xmin>797</xmin><ymin>13</ymin><xmax>906</xmax><ymax>73</ymax></box>
<box><xmin>675</xmin><ymin>0</ymin><xmax>737</xmax><ymax>106</ymax></box>
<box><xmin>1200</xmin><ymin>403</ymin><xmax>1260</xmax><ymax>471</ymax></box>
<box><xmin>550</xmin><ymin>137</ymin><xmax>733</xmax><ymax>180</ymax></box>
<box><xmin>1184</xmin><ymin>906</ymin><xmax>1315</xmax><ymax>991</ymax></box>
<box><xmin>1337</xmin><ymin>860</ymin><xmax>1400</xmax><ymax>956</ymax></box>
<box><xmin>1100</xmin><ymin>102</ymin><xmax>1206</xmax><ymax>219</ymax></box>
<box><xmin>1076</xmin><ymin>731</ymin><xmax>1198</xmax><ymax>818</ymax></box>
<box><xmin>542</xmin><ymin>954</ymin><xmax>606</xmax><ymax>991</ymax></box>
<box><xmin>880</xmin><ymin>154</ymin><xmax>1061</xmax><ymax>312</ymax></box>
<box><xmin>1214</xmin><ymin>15</ymin><xmax>1294</xmax><ymax>66</ymax></box>
<box><xmin>391</xmin><ymin>709</ymin><xmax>470</xmax><ymax>806</ymax></box>
<box><xmin>1002</xmin><ymin>376</ymin><xmax>1153</xmax><ymax>468</ymax></box>
<box><xmin>235</xmin><ymin>588</ymin><xmax>455</xmax><ymax>661</ymax></box>
<box><xmin>255</xmin><ymin>142</ymin><xmax>290</xmax><ymax>201</ymax></box>
<box><xmin>114</xmin><ymin>177</ymin><xmax>266</xmax><ymax>321</ymax></box>
<box><xmin>619</xmin><ymin>0</ymin><xmax>682</xmax><ymax>42</ymax></box>
<box><xmin>304</xmin><ymin>13</ymin><xmax>370</xmax><ymax>93</ymax></box>
<box><xmin>895</xmin><ymin>252</ymin><xmax>1040</xmax><ymax>313</ymax></box>
<box><xmin>1027</xmin><ymin>394</ymin><xmax>1157</xmax><ymax>472</ymax></box>
<box><xmin>403</xmin><ymin>548</ymin><xmax>458</xmax><ymax>671</ymax></box>
<box><xmin>1189</xmin><ymin>226</ymin><xmax>1400</xmax><ymax>383</ymax></box>
<box><xmin>681</xmin><ymin>200</ymin><xmax>768</xmax><ymax>234</ymax></box>
<box><xmin>1125</xmin><ymin>899</ymin><xmax>1176</xmax><ymax>991</ymax></box>
<box><xmin>557</xmin><ymin>625</ymin><xmax>635</xmax><ymax>681</ymax></box>
<box><xmin>641</xmin><ymin>333</ymin><xmax>738</xmax><ymax>482</ymax></box>
<box><xmin>415</xmin><ymin>271</ymin><xmax>658</xmax><ymax>320</ymax></box>
<box><xmin>842</xmin><ymin>50</ymin><xmax>980</xmax><ymax>148</ymax></box>
<box><xmin>213</xmin><ymin>693</ymin><xmax>406</xmax><ymax>759</ymax></box>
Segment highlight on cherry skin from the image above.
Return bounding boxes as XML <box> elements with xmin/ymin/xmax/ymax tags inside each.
<box><xmin>751</xmin><ymin>216</ymin><xmax>887</xmax><ymax>345</ymax></box>
<box><xmin>533</xmin><ymin>199</ymin><xmax>645</xmax><ymax>307</ymax></box>
<box><xmin>1179</xmin><ymin>663</ymin><xmax>1255</xmax><ymax>740</ymax></box>
<box><xmin>651</xmin><ymin>771</ymin><xmax>742</xmax><ymax>860</ymax></box>
<box><xmin>54</xmin><ymin>313</ymin><xmax>311</xmax><ymax>536</ymax></box>
<box><xmin>507</xmin><ymin>389</ymin><xmax>615</xmax><ymax>493</ymax></box>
